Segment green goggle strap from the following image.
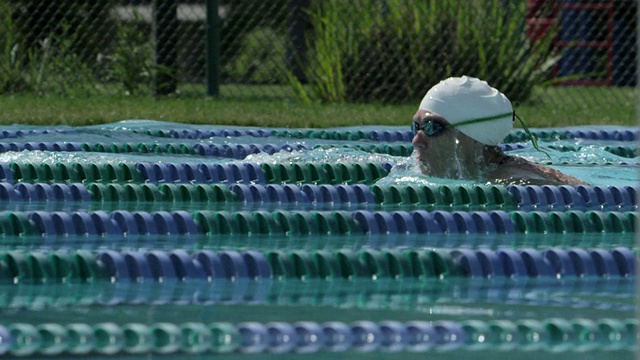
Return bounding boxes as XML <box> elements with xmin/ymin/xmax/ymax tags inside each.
<box><xmin>448</xmin><ymin>111</ymin><xmax>551</xmax><ymax>160</ymax></box>
<box><xmin>514</xmin><ymin>113</ymin><xmax>551</xmax><ymax>159</ymax></box>
<box><xmin>445</xmin><ymin>112</ymin><xmax>514</xmax><ymax>129</ymax></box>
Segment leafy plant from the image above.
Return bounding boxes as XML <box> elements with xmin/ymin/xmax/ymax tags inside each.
<box><xmin>31</xmin><ymin>24</ymin><xmax>95</xmax><ymax>95</ymax></box>
<box><xmin>290</xmin><ymin>0</ymin><xmax>561</xmax><ymax>104</ymax></box>
<box><xmin>0</xmin><ymin>4</ymin><xmax>94</xmax><ymax>96</ymax></box>
<box><xmin>223</xmin><ymin>27</ymin><xmax>289</xmax><ymax>85</ymax></box>
<box><xmin>99</xmin><ymin>15</ymin><xmax>154</xmax><ymax>96</ymax></box>
<box><xmin>0</xmin><ymin>1</ymin><xmax>32</xmax><ymax>93</ymax></box>
<box><xmin>454</xmin><ymin>0</ymin><xmax>560</xmax><ymax>102</ymax></box>
<box><xmin>286</xmin><ymin>0</ymin><xmax>350</xmax><ymax>103</ymax></box>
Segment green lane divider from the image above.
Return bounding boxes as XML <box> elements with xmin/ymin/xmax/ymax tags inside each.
<box><xmin>604</xmin><ymin>146</ymin><xmax>638</xmax><ymax>158</ymax></box>
<box><xmin>9</xmin><ymin>162</ymin><xmax>144</xmax><ymax>184</ymax></box>
<box><xmin>87</xmin><ymin>183</ymin><xmax>237</xmax><ymax>203</ymax></box>
<box><xmin>0</xmin><ymin>209</ymin><xmax>635</xmax><ymax>238</ymax></box>
<box><xmin>509</xmin><ymin>211</ymin><xmax>637</xmax><ymax>234</ymax></box>
<box><xmin>260</xmin><ymin>162</ymin><xmax>390</xmax><ymax>185</ymax></box>
<box><xmin>543</xmin><ymin>145</ymin><xmax>637</xmax><ymax>159</ymax></box>
<box><xmin>80</xmin><ymin>142</ymin><xmax>195</xmax><ymax>155</ymax></box>
<box><xmin>503</xmin><ymin>130</ymin><xmax>568</xmax><ymax>143</ymax></box>
<box><xmin>0</xmin><ymin>251</ymin><xmax>109</xmax><ymax>285</ymax></box>
<box><xmin>3</xmin><ymin>318</ymin><xmax>636</xmax><ymax>356</ymax></box>
<box><xmin>371</xmin><ymin>184</ymin><xmax>516</xmax><ymax>207</ymax></box>
<box><xmin>0</xmin><ymin>246</ymin><xmax>635</xmax><ymax>284</ymax></box>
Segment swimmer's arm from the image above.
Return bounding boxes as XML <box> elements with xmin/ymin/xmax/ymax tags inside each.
<box><xmin>524</xmin><ymin>162</ymin><xmax>589</xmax><ymax>186</ymax></box>
<box><xmin>490</xmin><ymin>157</ymin><xmax>589</xmax><ymax>186</ymax></box>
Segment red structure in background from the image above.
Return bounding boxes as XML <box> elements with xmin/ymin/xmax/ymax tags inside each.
<box><xmin>526</xmin><ymin>0</ymin><xmax>559</xmax><ymax>43</ymax></box>
<box><xmin>526</xmin><ymin>0</ymin><xmax>614</xmax><ymax>86</ymax></box>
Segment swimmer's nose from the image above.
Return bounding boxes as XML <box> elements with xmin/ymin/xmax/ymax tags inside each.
<box><xmin>412</xmin><ymin>131</ymin><xmax>428</xmax><ymax>148</ymax></box>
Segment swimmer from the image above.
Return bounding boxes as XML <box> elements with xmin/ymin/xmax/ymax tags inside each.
<box><xmin>412</xmin><ymin>76</ymin><xmax>588</xmax><ymax>186</ymax></box>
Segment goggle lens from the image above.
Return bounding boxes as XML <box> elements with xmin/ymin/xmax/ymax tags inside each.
<box><xmin>412</xmin><ymin>118</ymin><xmax>447</xmax><ymax>137</ymax></box>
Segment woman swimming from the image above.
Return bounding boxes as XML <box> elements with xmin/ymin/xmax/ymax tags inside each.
<box><xmin>412</xmin><ymin>76</ymin><xmax>588</xmax><ymax>186</ymax></box>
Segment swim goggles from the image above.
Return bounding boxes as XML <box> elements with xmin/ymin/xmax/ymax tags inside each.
<box><xmin>411</xmin><ymin>116</ymin><xmax>449</xmax><ymax>137</ymax></box>
<box><xmin>411</xmin><ymin>111</ymin><xmax>550</xmax><ymax>158</ymax></box>
<box><xmin>411</xmin><ymin>112</ymin><xmax>512</xmax><ymax>137</ymax></box>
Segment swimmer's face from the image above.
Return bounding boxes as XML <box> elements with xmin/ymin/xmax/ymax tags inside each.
<box><xmin>411</xmin><ymin>109</ymin><xmax>480</xmax><ymax>178</ymax></box>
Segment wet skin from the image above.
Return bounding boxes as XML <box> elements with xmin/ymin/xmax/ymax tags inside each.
<box><xmin>411</xmin><ymin>109</ymin><xmax>589</xmax><ymax>186</ymax></box>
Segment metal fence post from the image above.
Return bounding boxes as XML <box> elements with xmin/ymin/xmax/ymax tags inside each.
<box><xmin>153</xmin><ymin>0</ymin><xmax>178</xmax><ymax>95</ymax></box>
<box><xmin>287</xmin><ymin>0</ymin><xmax>311</xmax><ymax>83</ymax></box>
<box><xmin>206</xmin><ymin>0</ymin><xmax>220</xmax><ymax>97</ymax></box>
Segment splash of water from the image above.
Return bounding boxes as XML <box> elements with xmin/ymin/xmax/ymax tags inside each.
<box><xmin>450</xmin><ymin>138</ymin><xmax>465</xmax><ymax>179</ymax></box>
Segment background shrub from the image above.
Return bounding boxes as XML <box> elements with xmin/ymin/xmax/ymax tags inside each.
<box><xmin>223</xmin><ymin>27</ymin><xmax>289</xmax><ymax>85</ymax></box>
<box><xmin>291</xmin><ymin>0</ymin><xmax>559</xmax><ymax>104</ymax></box>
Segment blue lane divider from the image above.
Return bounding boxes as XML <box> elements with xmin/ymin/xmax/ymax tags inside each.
<box><xmin>0</xmin><ymin>177</ymin><xmax>634</xmax><ymax>214</ymax></box>
<box><xmin>0</xmin><ymin>129</ymin><xmax>65</xmax><ymax>139</ymax></box>
<box><xmin>122</xmin><ymin>251</ymin><xmax>154</xmax><ymax>281</ymax></box>
<box><xmin>568</xmin><ymin>249</ymin><xmax>599</xmax><ymax>277</ymax></box>
<box><xmin>589</xmin><ymin>249</ymin><xmax>620</xmax><ymax>277</ymax></box>
<box><xmin>97</xmin><ymin>250</ymin><xmax>130</xmax><ymax>281</ymax></box>
<box><xmin>0</xmin><ymin>324</ymin><xmax>9</xmax><ymax>355</ymax></box>
<box><xmin>500</xmin><ymin>143</ymin><xmax>529</xmax><ymax>151</ymax></box>
<box><xmin>496</xmin><ymin>249</ymin><xmax>529</xmax><ymax>277</ymax></box>
<box><xmin>350</xmin><ymin>320</ymin><xmax>383</xmax><ymax>352</ymax></box>
<box><xmin>475</xmin><ymin>249</ymin><xmax>504</xmax><ymax>277</ymax></box>
<box><xmin>165</xmin><ymin>128</ymin><xmax>272</xmax><ymax>139</ymax></box>
<box><xmin>169</xmin><ymin>249</ymin><xmax>208</xmax><ymax>280</ymax></box>
<box><xmin>86</xmin><ymin>247</ymin><xmax>640</xmax><ymax>282</ymax></box>
<box><xmin>21</xmin><ymin>210</ymin><xmax>200</xmax><ymax>237</ymax></box>
<box><xmin>195</xmin><ymin>163</ymin><xmax>266</xmax><ymax>184</ymax></box>
<box><xmin>1</xmin><ymin>209</ymin><xmax>635</xmax><ymax>237</ymax></box>
<box><xmin>192</xmin><ymin>251</ymin><xmax>227</xmax><ymax>280</ymax></box>
<box><xmin>293</xmin><ymin>322</ymin><xmax>325</xmax><ymax>353</ymax></box>
<box><xmin>266</xmin><ymin>322</ymin><xmax>298</xmax><ymax>353</ymax></box>
<box><xmin>352</xmin><ymin>210</ymin><xmax>516</xmax><ymax>234</ymax></box>
<box><xmin>432</xmin><ymin>321</ymin><xmax>466</xmax><ymax>350</ymax></box>
<box><xmin>1</xmin><ymin>127</ymin><xmax>637</xmax><ymax>143</ymax></box>
<box><xmin>6</xmin><ymin>246</ymin><xmax>633</xmax><ymax>285</ymax></box>
<box><xmin>505</xmin><ymin>128</ymin><xmax>638</xmax><ymax>142</ymax></box>
<box><xmin>232</xmin><ymin>320</ymin><xmax>468</xmax><ymax>354</ymax></box>
<box><xmin>193</xmin><ymin>143</ymin><xmax>308</xmax><ymax>158</ymax></box>
<box><xmin>134</xmin><ymin>163</ymin><xmax>266</xmax><ymax>184</ymax></box>
<box><xmin>218</xmin><ymin>251</ymin><xmax>250</xmax><ymax>280</ymax></box>
<box><xmin>611</xmin><ymin>247</ymin><xmax>636</xmax><ymax>277</ymax></box>
<box><xmin>542</xmin><ymin>248</ymin><xmax>576</xmax><ymax>277</ymax></box>
<box><xmin>0</xmin><ymin>183</ymin><xmax>90</xmax><ymax>202</ymax></box>
<box><xmin>563</xmin><ymin>129</ymin><xmax>638</xmax><ymax>141</ymax></box>
<box><xmin>120</xmin><ymin>125</ymin><xmax>639</xmax><ymax>142</ymax></box>
<box><xmin>0</xmin><ymin>162</ymin><xmax>635</xmax><ymax>211</ymax></box>
<box><xmin>405</xmin><ymin>321</ymin><xmax>439</xmax><ymax>351</ymax></box>
<box><xmin>451</xmin><ymin>248</ymin><xmax>604</xmax><ymax>278</ymax></box>
<box><xmin>0</xmin><ymin>141</ymin><xmax>530</xmax><ymax>158</ymax></box>
<box><xmin>0</xmin><ymin>163</ymin><xmax>13</xmax><ymax>183</ymax></box>
<box><xmin>368</xmin><ymin>130</ymin><xmax>413</xmax><ymax>142</ymax></box>
<box><xmin>0</xmin><ymin>142</ymin><xmax>79</xmax><ymax>153</ymax></box>
<box><xmin>506</xmin><ymin>185</ymin><xmax>637</xmax><ymax>211</ymax></box>
<box><xmin>0</xmin><ymin>141</ymin><xmax>307</xmax><ymax>160</ymax></box>
<box><xmin>378</xmin><ymin>321</ymin><xmax>409</xmax><ymax>352</ymax></box>
<box><xmin>231</xmin><ymin>184</ymin><xmax>369</xmax><ymax>204</ymax></box>
<box><xmin>519</xmin><ymin>248</ymin><xmax>555</xmax><ymax>277</ymax></box>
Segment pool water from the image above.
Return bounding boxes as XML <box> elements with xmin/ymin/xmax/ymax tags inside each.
<box><xmin>0</xmin><ymin>120</ymin><xmax>636</xmax><ymax>359</ymax></box>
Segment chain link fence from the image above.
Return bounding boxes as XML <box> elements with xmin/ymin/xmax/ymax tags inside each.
<box><xmin>0</xmin><ymin>0</ymin><xmax>637</xmax><ymax>119</ymax></box>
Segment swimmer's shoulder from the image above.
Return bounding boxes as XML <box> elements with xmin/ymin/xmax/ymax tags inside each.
<box><xmin>490</xmin><ymin>155</ymin><xmax>589</xmax><ymax>186</ymax></box>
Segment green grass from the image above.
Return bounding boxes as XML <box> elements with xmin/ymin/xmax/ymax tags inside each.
<box><xmin>0</xmin><ymin>85</ymin><xmax>636</xmax><ymax>128</ymax></box>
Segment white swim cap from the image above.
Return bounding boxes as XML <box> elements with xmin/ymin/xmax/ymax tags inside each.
<box><xmin>418</xmin><ymin>76</ymin><xmax>513</xmax><ymax>146</ymax></box>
